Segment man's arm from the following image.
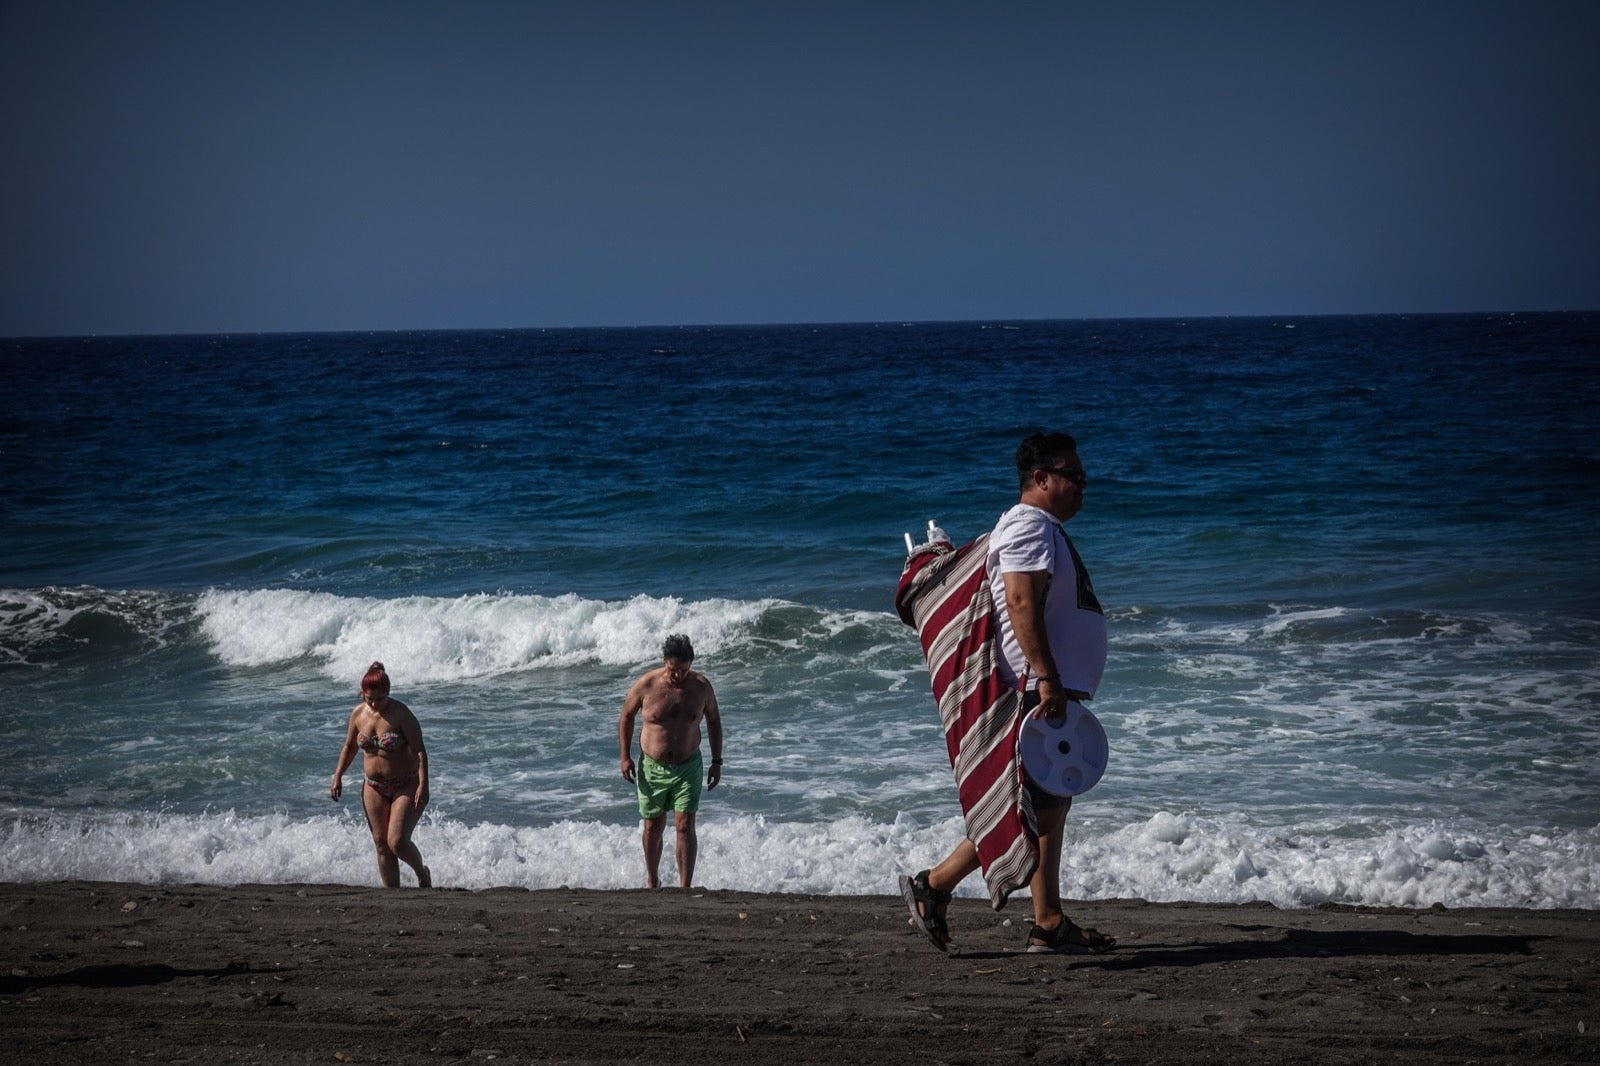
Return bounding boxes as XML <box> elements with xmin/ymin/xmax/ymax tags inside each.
<box><xmin>1001</xmin><ymin>569</ymin><xmax>1086</xmax><ymax>718</ymax></box>
<box><xmin>702</xmin><ymin>681</ymin><xmax>723</xmax><ymax>790</ymax></box>
<box><xmin>618</xmin><ymin>680</ymin><xmax>644</xmax><ymax>782</ymax></box>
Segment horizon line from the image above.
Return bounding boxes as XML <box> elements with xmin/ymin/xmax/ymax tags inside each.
<box><xmin>4</xmin><ymin>307</ymin><xmax>1594</xmax><ymax>343</ymax></box>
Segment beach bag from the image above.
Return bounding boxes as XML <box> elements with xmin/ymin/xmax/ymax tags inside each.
<box><xmin>896</xmin><ymin>534</ymin><xmax>1038</xmax><ymax>909</ymax></box>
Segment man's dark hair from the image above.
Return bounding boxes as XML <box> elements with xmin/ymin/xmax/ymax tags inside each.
<box><xmin>1015</xmin><ymin>431</ymin><xmax>1079</xmax><ymax>489</ymax></box>
<box><xmin>662</xmin><ymin>634</ymin><xmax>695</xmax><ymax>663</ymax></box>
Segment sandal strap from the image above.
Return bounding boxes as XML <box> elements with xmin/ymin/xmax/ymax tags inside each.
<box><xmin>1030</xmin><ymin>918</ymin><xmax>1113</xmax><ymax>949</ymax></box>
<box><xmin>913</xmin><ymin>870</ymin><xmax>953</xmax><ymax>903</ymax></box>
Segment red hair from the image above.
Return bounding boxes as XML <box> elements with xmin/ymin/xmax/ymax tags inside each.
<box><xmin>360</xmin><ymin>661</ymin><xmax>390</xmax><ymax>695</ymax></box>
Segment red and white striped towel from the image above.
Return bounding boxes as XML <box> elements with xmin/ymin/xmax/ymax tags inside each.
<box><xmin>896</xmin><ymin>534</ymin><xmax>1036</xmax><ymax>909</ymax></box>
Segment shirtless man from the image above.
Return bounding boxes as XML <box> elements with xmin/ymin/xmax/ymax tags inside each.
<box><xmin>618</xmin><ymin>634</ymin><xmax>724</xmax><ymax>889</ymax></box>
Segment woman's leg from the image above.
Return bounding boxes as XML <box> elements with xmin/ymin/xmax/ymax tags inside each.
<box><xmin>360</xmin><ymin>784</ymin><xmax>400</xmax><ymax>888</ymax></box>
<box><xmin>386</xmin><ymin>794</ymin><xmax>430</xmax><ymax>888</ymax></box>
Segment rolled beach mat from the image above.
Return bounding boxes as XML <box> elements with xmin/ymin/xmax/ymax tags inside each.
<box><xmin>1017</xmin><ymin>700</ymin><xmax>1109</xmax><ymax>797</ymax></box>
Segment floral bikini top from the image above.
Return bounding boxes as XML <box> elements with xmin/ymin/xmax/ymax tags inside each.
<box><xmin>357</xmin><ymin>731</ymin><xmax>406</xmax><ymax>755</ymax></box>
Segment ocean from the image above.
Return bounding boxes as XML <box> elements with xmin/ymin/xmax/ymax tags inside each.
<box><xmin>2</xmin><ymin>314</ymin><xmax>1596</xmax><ymax>909</ymax></box>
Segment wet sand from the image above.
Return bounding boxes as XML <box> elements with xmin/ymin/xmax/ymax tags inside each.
<box><xmin>2</xmin><ymin>881</ymin><xmax>1595</xmax><ymax>1064</ymax></box>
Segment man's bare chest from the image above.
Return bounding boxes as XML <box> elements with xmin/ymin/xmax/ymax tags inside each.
<box><xmin>644</xmin><ymin>687</ymin><xmax>702</xmax><ymax>723</ymax></box>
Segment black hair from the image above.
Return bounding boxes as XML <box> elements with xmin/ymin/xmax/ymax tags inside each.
<box><xmin>662</xmin><ymin>633</ymin><xmax>695</xmax><ymax>663</ymax></box>
<box><xmin>1015</xmin><ymin>431</ymin><xmax>1079</xmax><ymax>489</ymax></box>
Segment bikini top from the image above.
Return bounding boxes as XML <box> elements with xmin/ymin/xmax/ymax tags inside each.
<box><xmin>357</xmin><ymin>731</ymin><xmax>406</xmax><ymax>755</ymax></box>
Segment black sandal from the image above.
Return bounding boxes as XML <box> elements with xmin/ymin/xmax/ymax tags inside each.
<box><xmin>1025</xmin><ymin>917</ymin><xmax>1116</xmax><ymax>955</ymax></box>
<box><xmin>898</xmin><ymin>869</ymin><xmax>952</xmax><ymax>953</ymax></box>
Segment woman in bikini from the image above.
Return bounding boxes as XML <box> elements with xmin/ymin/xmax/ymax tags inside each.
<box><xmin>330</xmin><ymin>662</ymin><xmax>431</xmax><ymax>888</ymax></box>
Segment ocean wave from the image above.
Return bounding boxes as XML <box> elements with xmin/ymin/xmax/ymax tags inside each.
<box><xmin>0</xmin><ymin>584</ymin><xmax>893</xmax><ymax>680</ymax></box>
<box><xmin>189</xmin><ymin>587</ymin><xmax>906</xmax><ymax>681</ymax></box>
<box><xmin>2</xmin><ymin>808</ymin><xmax>1593</xmax><ymax>910</ymax></box>
<box><xmin>193</xmin><ymin>587</ymin><xmax>809</xmax><ymax>680</ymax></box>
<box><xmin>1121</xmin><ymin>602</ymin><xmax>1548</xmax><ymax>651</ymax></box>
<box><xmin>0</xmin><ymin>586</ymin><xmax>192</xmax><ymax>667</ymax></box>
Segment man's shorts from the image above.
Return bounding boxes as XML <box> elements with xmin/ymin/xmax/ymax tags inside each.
<box><xmin>636</xmin><ymin>751</ymin><xmax>703</xmax><ymax>819</ymax></box>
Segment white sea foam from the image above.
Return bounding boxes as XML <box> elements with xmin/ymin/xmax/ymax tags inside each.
<box><xmin>0</xmin><ymin>585</ymin><xmax>187</xmax><ymax>664</ymax></box>
<box><xmin>2</xmin><ymin>808</ymin><xmax>1594</xmax><ymax>910</ymax></box>
<box><xmin>194</xmin><ymin>588</ymin><xmax>790</xmax><ymax>680</ymax></box>
<box><xmin>1259</xmin><ymin>604</ymin><xmax>1348</xmax><ymax>636</ymax></box>
<box><xmin>0</xmin><ymin>589</ymin><xmax>79</xmax><ymax>665</ymax></box>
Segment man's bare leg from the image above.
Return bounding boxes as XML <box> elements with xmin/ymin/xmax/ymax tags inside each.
<box><xmin>927</xmin><ymin>837</ymin><xmax>980</xmax><ymax>894</ymax></box>
<box><xmin>1029</xmin><ymin>801</ymin><xmax>1070</xmax><ymax>930</ymax></box>
<box><xmin>641</xmin><ymin>815</ymin><xmax>666</xmax><ymax>889</ymax></box>
<box><xmin>674</xmin><ymin>811</ymin><xmax>697</xmax><ymax>889</ymax></box>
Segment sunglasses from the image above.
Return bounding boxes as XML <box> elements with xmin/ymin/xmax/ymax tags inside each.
<box><xmin>1039</xmin><ymin>466</ymin><xmax>1087</xmax><ymax>487</ymax></box>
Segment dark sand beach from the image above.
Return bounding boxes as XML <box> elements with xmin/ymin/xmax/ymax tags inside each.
<box><xmin>1</xmin><ymin>882</ymin><xmax>1594</xmax><ymax>1064</ymax></box>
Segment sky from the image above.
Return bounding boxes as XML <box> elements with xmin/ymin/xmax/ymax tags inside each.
<box><xmin>3</xmin><ymin>1</ymin><xmax>1597</xmax><ymax>336</ymax></box>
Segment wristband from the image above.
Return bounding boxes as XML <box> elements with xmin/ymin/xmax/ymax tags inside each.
<box><xmin>1037</xmin><ymin>674</ymin><xmax>1061</xmax><ymax>683</ymax></box>
<box><xmin>711</xmin><ymin>760</ymin><xmax>723</xmax><ymax>766</ymax></box>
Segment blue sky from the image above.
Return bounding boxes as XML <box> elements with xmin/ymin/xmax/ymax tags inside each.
<box><xmin>3</xmin><ymin>1</ymin><xmax>1597</xmax><ymax>336</ymax></box>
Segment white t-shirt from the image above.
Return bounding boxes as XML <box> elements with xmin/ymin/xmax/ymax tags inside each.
<box><xmin>987</xmin><ymin>503</ymin><xmax>1107</xmax><ymax>695</ymax></box>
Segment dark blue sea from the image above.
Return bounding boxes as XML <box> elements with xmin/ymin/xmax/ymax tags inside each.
<box><xmin>2</xmin><ymin>314</ymin><xmax>1597</xmax><ymax>907</ymax></box>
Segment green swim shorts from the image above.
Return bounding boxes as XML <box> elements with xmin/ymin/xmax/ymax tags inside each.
<box><xmin>636</xmin><ymin>751</ymin><xmax>703</xmax><ymax>818</ymax></box>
